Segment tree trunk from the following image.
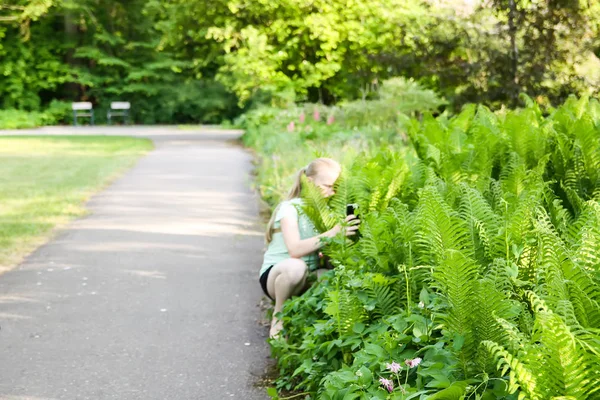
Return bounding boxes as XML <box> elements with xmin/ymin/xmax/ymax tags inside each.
<box><xmin>64</xmin><ymin>12</ymin><xmax>79</xmax><ymax>100</ymax></box>
<box><xmin>507</xmin><ymin>0</ymin><xmax>519</xmax><ymax>105</ymax></box>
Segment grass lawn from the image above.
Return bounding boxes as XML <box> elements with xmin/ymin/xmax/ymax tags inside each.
<box><xmin>0</xmin><ymin>135</ymin><xmax>154</xmax><ymax>272</ymax></box>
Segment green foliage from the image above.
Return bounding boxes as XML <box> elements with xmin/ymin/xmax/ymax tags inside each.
<box><xmin>483</xmin><ymin>294</ymin><xmax>600</xmax><ymax>400</ymax></box>
<box><xmin>156</xmin><ymin>0</ymin><xmax>600</xmax><ymax>109</ymax></box>
<box><xmin>0</xmin><ymin>0</ymin><xmax>240</xmax><ymax>124</ymax></box>
<box><xmin>335</xmin><ymin>77</ymin><xmax>448</xmax><ymax>131</ymax></box>
<box><xmin>0</xmin><ymin>109</ymin><xmax>46</xmax><ymax>129</ymax></box>
<box><xmin>0</xmin><ymin>101</ymin><xmax>71</xmax><ymax>128</ymax></box>
<box><xmin>4</xmin><ymin>0</ymin><xmax>600</xmax><ymax>123</ymax></box>
<box><xmin>249</xmin><ymin>96</ymin><xmax>600</xmax><ymax>399</ymax></box>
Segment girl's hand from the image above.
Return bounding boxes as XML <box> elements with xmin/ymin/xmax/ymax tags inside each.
<box><xmin>327</xmin><ymin>215</ymin><xmax>360</xmax><ymax>237</ymax></box>
<box><xmin>344</xmin><ymin>214</ymin><xmax>361</xmax><ymax>236</ymax></box>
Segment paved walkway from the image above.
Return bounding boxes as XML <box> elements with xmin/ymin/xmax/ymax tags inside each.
<box><xmin>0</xmin><ymin>127</ymin><xmax>271</xmax><ymax>399</ymax></box>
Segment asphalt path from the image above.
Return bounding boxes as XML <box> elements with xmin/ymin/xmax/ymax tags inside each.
<box><xmin>0</xmin><ymin>127</ymin><xmax>271</xmax><ymax>399</ymax></box>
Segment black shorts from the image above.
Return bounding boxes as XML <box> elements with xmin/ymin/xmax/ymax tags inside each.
<box><xmin>259</xmin><ymin>265</ymin><xmax>274</xmax><ymax>301</ymax></box>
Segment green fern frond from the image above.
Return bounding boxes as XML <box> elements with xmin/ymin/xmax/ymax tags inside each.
<box><xmin>495</xmin><ymin>316</ymin><xmax>527</xmax><ymax>354</ymax></box>
<box><xmin>573</xmin><ymin>95</ymin><xmax>590</xmax><ymax>119</ymax></box>
<box><xmin>563</xmin><ymin>200</ymin><xmax>600</xmax><ymax>247</ymax></box>
<box><xmin>500</xmin><ymin>153</ymin><xmax>528</xmax><ymax>198</ymax></box>
<box><xmin>571</xmin><ymin>112</ymin><xmax>600</xmax><ymax>187</ymax></box>
<box><xmin>571</xmin><ymin>202</ymin><xmax>600</xmax><ymax>276</ymax></box>
<box><xmin>388</xmin><ymin>199</ymin><xmax>416</xmax><ymax>245</ymax></box>
<box><xmin>415</xmin><ymin>186</ymin><xmax>473</xmax><ymax>264</ymax></box>
<box><xmin>407</xmin><ymin>161</ymin><xmax>434</xmax><ymax>198</ymax></box>
<box><xmin>492</xmin><ymin>184</ymin><xmax>544</xmax><ymax>266</ymax></box>
<box><xmin>380</xmin><ymin>165</ymin><xmax>408</xmax><ymax>211</ymax></box>
<box><xmin>531</xmin><ymin>205</ymin><xmax>600</xmax><ymax>328</ymax></box>
<box><xmin>458</xmin><ymin>184</ymin><xmax>502</xmax><ymax>262</ymax></box>
<box><xmin>433</xmin><ymin>250</ymin><xmax>480</xmax><ymax>373</ymax></box>
<box><xmin>482</xmin><ymin>340</ymin><xmax>543</xmax><ymax>399</ymax></box>
<box><xmin>485</xmin><ymin>258</ymin><xmax>516</xmax><ymax>291</ymax></box>
<box><xmin>474</xmin><ymin>279</ymin><xmax>516</xmax><ymax>345</ymax></box>
<box><xmin>530</xmin><ymin>207</ymin><xmax>587</xmax><ymax>314</ymax></box>
<box><xmin>358</xmin><ymin>214</ymin><xmax>406</xmax><ymax>274</ymax></box>
<box><xmin>522</xmin><ymin>291</ymin><xmax>599</xmax><ymax>398</ymax></box>
<box><xmin>575</xmin><ymin>226</ymin><xmax>600</xmax><ymax>272</ymax></box>
<box><xmin>533</xmin><ymin>311</ymin><xmax>595</xmax><ymax>398</ymax></box>
<box><xmin>561</xmin><ymin>261</ymin><xmax>600</xmax><ymax>329</ymax></box>
<box><xmin>544</xmin><ymin>190</ymin><xmax>575</xmax><ymax>242</ymax></box>
<box><xmin>502</xmin><ymin>108</ymin><xmax>548</xmax><ymax>169</ymax></box>
<box><xmin>324</xmin><ymin>289</ymin><xmax>366</xmax><ymax>337</ymax></box>
<box><xmin>363</xmin><ymin>273</ymin><xmax>401</xmax><ymax>318</ymax></box>
<box><xmin>555</xmin><ymin>300</ymin><xmax>600</xmax><ymax>357</ymax></box>
<box><xmin>301</xmin><ymin>175</ymin><xmax>338</xmax><ymax>232</ymax></box>
<box><xmin>484</xmin><ymin>179</ymin><xmax>507</xmax><ymax>213</ymax></box>
<box><xmin>328</xmin><ymin>169</ymin><xmax>351</xmax><ymax>217</ymax></box>
<box><xmin>525</xmin><ymin>290</ymin><xmax>550</xmax><ymax>313</ymax></box>
<box><xmin>452</xmin><ymin>104</ymin><xmax>478</xmax><ymax>132</ymax></box>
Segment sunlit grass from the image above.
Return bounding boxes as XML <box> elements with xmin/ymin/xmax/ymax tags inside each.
<box><xmin>0</xmin><ymin>135</ymin><xmax>153</xmax><ymax>272</ymax></box>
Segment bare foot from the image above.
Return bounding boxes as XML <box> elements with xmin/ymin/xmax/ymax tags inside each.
<box><xmin>269</xmin><ymin>318</ymin><xmax>283</xmax><ymax>339</ymax></box>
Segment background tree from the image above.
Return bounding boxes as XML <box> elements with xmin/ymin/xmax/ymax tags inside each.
<box><xmin>1</xmin><ymin>0</ymin><xmax>599</xmax><ymax>124</ymax></box>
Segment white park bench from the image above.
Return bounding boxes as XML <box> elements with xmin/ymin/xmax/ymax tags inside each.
<box><xmin>107</xmin><ymin>102</ymin><xmax>131</xmax><ymax>125</ymax></box>
<box><xmin>72</xmin><ymin>102</ymin><xmax>94</xmax><ymax>126</ymax></box>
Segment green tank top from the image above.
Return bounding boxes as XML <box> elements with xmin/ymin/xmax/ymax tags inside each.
<box><xmin>260</xmin><ymin>198</ymin><xmax>320</xmax><ymax>277</ymax></box>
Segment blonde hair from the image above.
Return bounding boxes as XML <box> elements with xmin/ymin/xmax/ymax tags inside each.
<box><xmin>265</xmin><ymin>158</ymin><xmax>341</xmax><ymax>243</ymax></box>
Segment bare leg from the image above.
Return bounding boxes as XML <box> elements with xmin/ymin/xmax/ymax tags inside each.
<box><xmin>266</xmin><ymin>258</ymin><xmax>308</xmax><ymax>338</ymax></box>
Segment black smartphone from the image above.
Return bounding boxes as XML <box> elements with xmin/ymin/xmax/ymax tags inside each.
<box><xmin>346</xmin><ymin>204</ymin><xmax>357</xmax><ymax>217</ymax></box>
<box><xmin>346</xmin><ymin>203</ymin><xmax>360</xmax><ymax>239</ymax></box>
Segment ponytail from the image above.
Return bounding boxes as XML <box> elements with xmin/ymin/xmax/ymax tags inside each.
<box><xmin>265</xmin><ymin>166</ymin><xmax>306</xmax><ymax>243</ymax></box>
<box><xmin>287</xmin><ymin>166</ymin><xmax>306</xmax><ymax>200</ymax></box>
<box><xmin>264</xmin><ymin>204</ymin><xmax>279</xmax><ymax>244</ymax></box>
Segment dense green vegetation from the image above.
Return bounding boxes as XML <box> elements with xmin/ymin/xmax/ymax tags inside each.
<box><xmin>3</xmin><ymin>1</ymin><xmax>600</xmax><ymax>397</ymax></box>
<box><xmin>1</xmin><ymin>0</ymin><xmax>600</xmax><ymax>127</ymax></box>
<box><xmin>0</xmin><ymin>135</ymin><xmax>152</xmax><ymax>271</ymax></box>
<box><xmin>243</xmin><ymin>89</ymin><xmax>600</xmax><ymax>398</ymax></box>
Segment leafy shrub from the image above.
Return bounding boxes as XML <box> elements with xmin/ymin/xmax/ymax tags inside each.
<box><xmin>43</xmin><ymin>100</ymin><xmax>73</xmax><ymax>125</ymax></box>
<box><xmin>336</xmin><ymin>78</ymin><xmax>448</xmax><ymax>130</ymax></box>
<box><xmin>235</xmin><ymin>105</ymin><xmax>288</xmax><ymax>130</ymax></box>
<box><xmin>0</xmin><ymin>109</ymin><xmax>46</xmax><ymax>129</ymax></box>
<box><xmin>0</xmin><ymin>100</ymin><xmax>73</xmax><ymax>129</ymax></box>
<box><xmin>247</xmin><ymin>95</ymin><xmax>600</xmax><ymax>399</ymax></box>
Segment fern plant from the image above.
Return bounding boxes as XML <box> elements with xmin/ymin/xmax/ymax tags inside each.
<box><xmin>483</xmin><ymin>293</ymin><xmax>600</xmax><ymax>399</ymax></box>
<box><xmin>252</xmin><ymin>96</ymin><xmax>600</xmax><ymax>399</ymax></box>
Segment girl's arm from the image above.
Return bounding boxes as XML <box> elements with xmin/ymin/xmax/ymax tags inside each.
<box><xmin>280</xmin><ymin>215</ymin><xmax>359</xmax><ymax>259</ymax></box>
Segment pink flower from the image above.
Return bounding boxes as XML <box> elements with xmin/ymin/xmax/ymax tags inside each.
<box><xmin>404</xmin><ymin>357</ymin><xmax>422</xmax><ymax>368</ymax></box>
<box><xmin>326</xmin><ymin>115</ymin><xmax>335</xmax><ymax>125</ymax></box>
<box><xmin>299</xmin><ymin>113</ymin><xmax>305</xmax><ymax>123</ymax></box>
<box><xmin>287</xmin><ymin>121</ymin><xmax>295</xmax><ymax>132</ymax></box>
<box><xmin>379</xmin><ymin>377</ymin><xmax>394</xmax><ymax>393</ymax></box>
<box><xmin>313</xmin><ymin>109</ymin><xmax>320</xmax><ymax>121</ymax></box>
<box><xmin>386</xmin><ymin>361</ymin><xmax>401</xmax><ymax>373</ymax></box>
